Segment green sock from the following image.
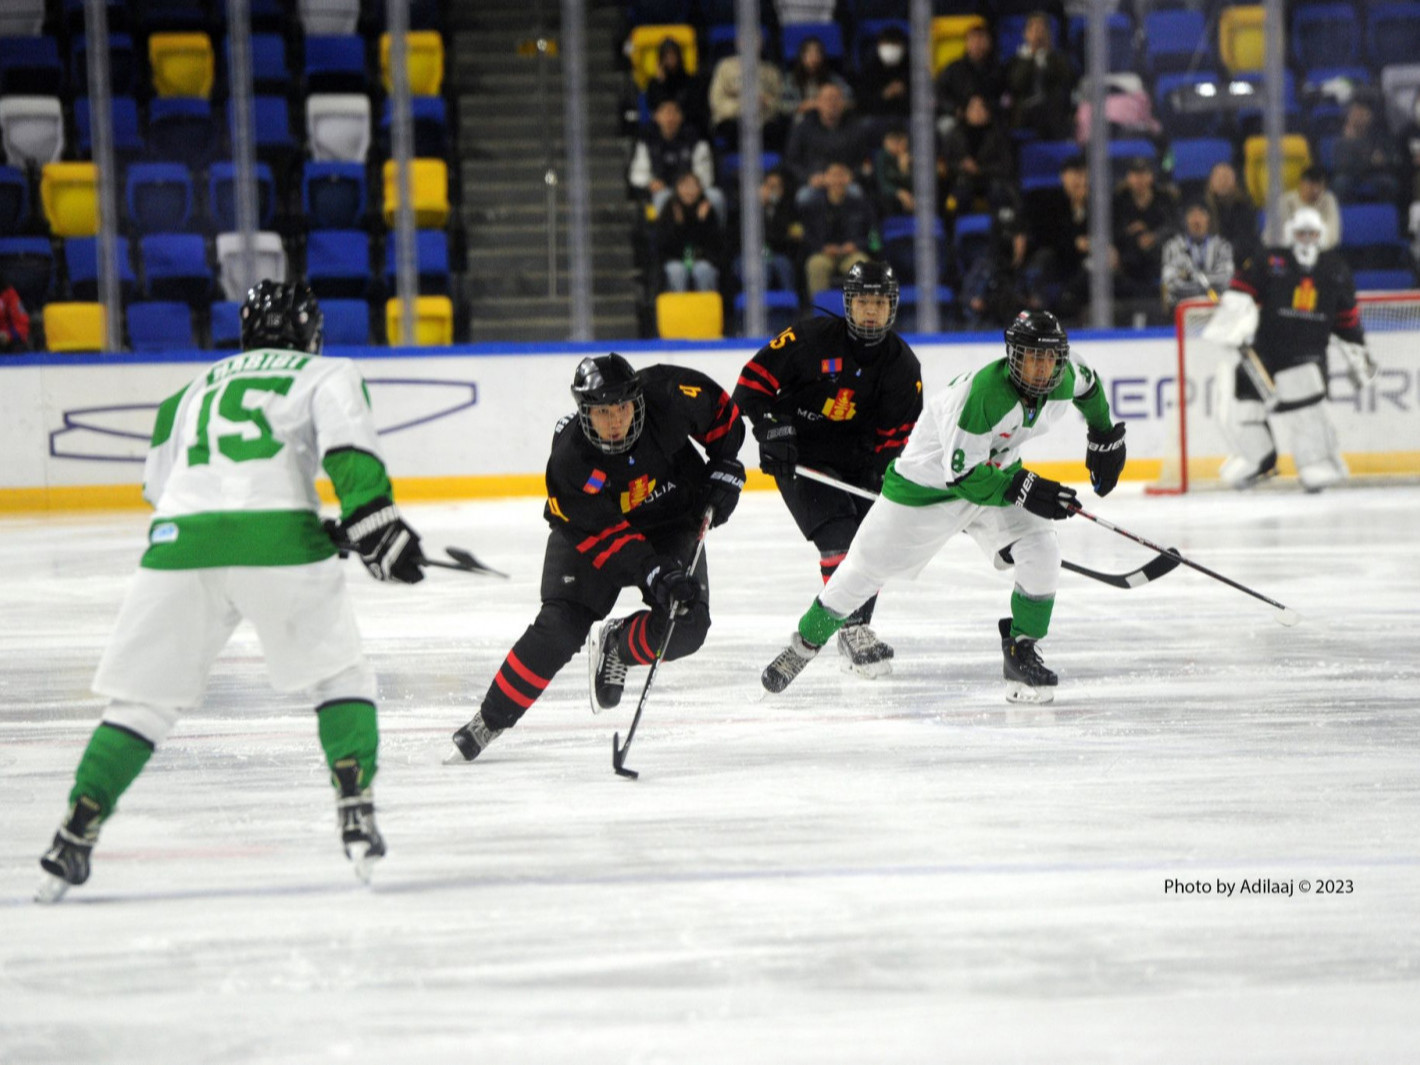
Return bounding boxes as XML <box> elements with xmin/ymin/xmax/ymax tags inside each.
<box><xmin>798</xmin><ymin>598</ymin><xmax>849</xmax><ymax>648</ymax></box>
<box><xmin>1009</xmin><ymin>589</ymin><xmax>1055</xmax><ymax>641</ymax></box>
<box><xmin>316</xmin><ymin>699</ymin><xmax>379</xmax><ymax>789</ymax></box>
<box><xmin>69</xmin><ymin>723</ymin><xmax>155</xmax><ymax>819</ymax></box>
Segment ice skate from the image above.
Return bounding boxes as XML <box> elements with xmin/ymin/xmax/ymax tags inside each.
<box><xmin>761</xmin><ymin>632</ymin><xmax>821</xmax><ymax>693</ymax></box>
<box><xmin>447</xmin><ymin>710</ymin><xmax>505</xmax><ymax>763</ymax></box>
<box><xmin>1219</xmin><ymin>450</ymin><xmax>1277</xmax><ymax>490</ymax></box>
<box><xmin>332</xmin><ymin>760</ymin><xmax>385</xmax><ymax>883</ymax></box>
<box><xmin>35</xmin><ymin>796</ymin><xmax>103</xmax><ymax>904</ymax></box>
<box><xmin>588</xmin><ymin>618</ymin><xmax>628</xmax><ymax>713</ymax></box>
<box><xmin>999</xmin><ymin>618</ymin><xmax>1057</xmax><ymax>704</ymax></box>
<box><xmin>837</xmin><ymin>622</ymin><xmax>894</xmax><ymax>679</ymax></box>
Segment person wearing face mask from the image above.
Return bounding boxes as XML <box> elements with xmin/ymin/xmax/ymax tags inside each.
<box><xmin>856</xmin><ymin>25</ymin><xmax>912</xmax><ymax>121</ymax></box>
<box><xmin>1201</xmin><ymin>207</ymin><xmax>1377</xmax><ymax>492</ymax></box>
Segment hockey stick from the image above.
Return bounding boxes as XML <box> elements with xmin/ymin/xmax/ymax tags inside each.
<box><xmin>612</xmin><ymin>506</ymin><xmax>715</xmax><ymax>780</ymax></box>
<box><xmin>323</xmin><ymin>520</ymin><xmax>508</xmax><ymax>578</ymax></box>
<box><xmin>793</xmin><ymin>465</ymin><xmax>1181</xmax><ymax>590</ymax></box>
<box><xmin>1068</xmin><ymin>505</ymin><xmax>1301</xmax><ymax>626</ymax></box>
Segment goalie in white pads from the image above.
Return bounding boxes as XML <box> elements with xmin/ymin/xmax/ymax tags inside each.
<box><xmin>35</xmin><ymin>281</ymin><xmax>423</xmax><ymax>902</ymax></box>
<box><xmin>1201</xmin><ymin>206</ymin><xmax>1376</xmax><ymax>492</ymax></box>
<box><xmin>760</xmin><ymin>310</ymin><xmax>1126</xmax><ymax>704</ymax></box>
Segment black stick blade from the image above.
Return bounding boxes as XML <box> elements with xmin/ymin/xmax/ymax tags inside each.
<box><xmin>612</xmin><ymin>733</ymin><xmax>639</xmax><ymax>779</ymax></box>
<box><xmin>444</xmin><ymin>547</ymin><xmax>509</xmax><ymax>579</ymax></box>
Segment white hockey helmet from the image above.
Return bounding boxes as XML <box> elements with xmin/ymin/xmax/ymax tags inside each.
<box><xmin>1285</xmin><ymin>207</ymin><xmax>1325</xmax><ymax>270</ymax></box>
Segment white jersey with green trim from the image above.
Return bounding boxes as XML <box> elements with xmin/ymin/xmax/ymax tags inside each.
<box><xmin>892</xmin><ymin>357</ymin><xmax>1098</xmax><ymax>490</ymax></box>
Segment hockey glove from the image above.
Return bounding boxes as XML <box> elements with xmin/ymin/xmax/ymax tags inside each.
<box><xmin>754</xmin><ymin>416</ymin><xmax>798</xmax><ymax>480</ymax></box>
<box><xmin>342</xmin><ymin>499</ymin><xmax>424</xmax><ymax>583</ymax></box>
<box><xmin>1085</xmin><ymin>421</ymin><xmax>1127</xmax><ymax>497</ymax></box>
<box><xmin>643</xmin><ymin>557</ymin><xmax>703</xmax><ymax>616</ymax></box>
<box><xmin>1337</xmin><ymin>339</ymin><xmax>1378</xmax><ymax>390</ymax></box>
<box><xmin>1007</xmin><ymin>468</ymin><xmax>1078</xmax><ymax>520</ymax></box>
<box><xmin>703</xmin><ymin>456</ymin><xmax>746</xmax><ymax>528</ymax></box>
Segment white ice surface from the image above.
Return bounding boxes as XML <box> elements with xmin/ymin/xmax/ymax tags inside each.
<box><xmin>2</xmin><ymin>486</ymin><xmax>1419</xmax><ymax>1064</ymax></box>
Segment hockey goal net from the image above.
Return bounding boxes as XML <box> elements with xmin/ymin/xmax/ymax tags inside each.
<box><xmin>1150</xmin><ymin>291</ymin><xmax>1420</xmax><ymax>493</ymax></box>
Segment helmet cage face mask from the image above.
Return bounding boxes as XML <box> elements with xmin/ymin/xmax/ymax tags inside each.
<box><xmin>1007</xmin><ymin>340</ymin><xmax>1069</xmax><ymax>397</ymax></box>
<box><xmin>240</xmin><ymin>280</ymin><xmax>324</xmax><ymax>354</ymax></box>
<box><xmin>572</xmin><ymin>356</ymin><xmax>646</xmax><ymax>455</ymax></box>
<box><xmin>1286</xmin><ymin>208</ymin><xmax>1324</xmax><ymax>270</ymax></box>
<box><xmin>842</xmin><ymin>265</ymin><xmax>899</xmax><ymax>344</ymax></box>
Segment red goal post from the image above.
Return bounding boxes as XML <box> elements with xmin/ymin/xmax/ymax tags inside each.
<box><xmin>1150</xmin><ymin>290</ymin><xmax>1420</xmax><ymax>494</ymax></box>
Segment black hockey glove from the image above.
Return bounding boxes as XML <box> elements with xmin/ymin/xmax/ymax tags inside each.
<box><xmin>341</xmin><ymin>498</ymin><xmax>424</xmax><ymax>583</ymax></box>
<box><xmin>703</xmin><ymin>456</ymin><xmax>746</xmax><ymax>528</ymax></box>
<box><xmin>643</xmin><ymin>557</ymin><xmax>703</xmax><ymax>616</ymax></box>
<box><xmin>1007</xmin><ymin>468</ymin><xmax>1078</xmax><ymax>521</ymax></box>
<box><xmin>754</xmin><ymin>416</ymin><xmax>798</xmax><ymax>480</ymax></box>
<box><xmin>1085</xmin><ymin>421</ymin><xmax>1126</xmax><ymax>497</ymax></box>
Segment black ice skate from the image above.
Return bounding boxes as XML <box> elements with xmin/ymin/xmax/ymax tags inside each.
<box><xmin>837</xmin><ymin>622</ymin><xmax>894</xmax><ymax>679</ymax></box>
<box><xmin>588</xmin><ymin>618</ymin><xmax>629</xmax><ymax>713</ymax></box>
<box><xmin>332</xmin><ymin>759</ymin><xmax>385</xmax><ymax>884</ymax></box>
<box><xmin>999</xmin><ymin>618</ymin><xmax>1058</xmax><ymax>704</ymax></box>
<box><xmin>35</xmin><ymin>795</ymin><xmax>103</xmax><ymax>904</ymax></box>
<box><xmin>447</xmin><ymin>710</ymin><xmax>505</xmax><ymax>763</ymax></box>
<box><xmin>761</xmin><ymin>633</ymin><xmax>821</xmax><ymax>693</ymax></box>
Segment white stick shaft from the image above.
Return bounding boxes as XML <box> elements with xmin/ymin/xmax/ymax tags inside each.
<box><xmin>794</xmin><ymin>465</ymin><xmax>880</xmax><ymax>502</ymax></box>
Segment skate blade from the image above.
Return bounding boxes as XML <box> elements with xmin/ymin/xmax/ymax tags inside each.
<box><xmin>839</xmin><ymin>657</ymin><xmax>893</xmax><ymax>679</ymax></box>
<box><xmin>347</xmin><ymin>845</ymin><xmax>381</xmax><ymax>885</ymax></box>
<box><xmin>34</xmin><ymin>872</ymin><xmax>72</xmax><ymax>904</ymax></box>
<box><xmin>1005</xmin><ymin>681</ymin><xmax>1055</xmax><ymax>705</ymax></box>
<box><xmin>586</xmin><ymin>625</ymin><xmax>604</xmax><ymax>715</ymax></box>
<box><xmin>443</xmin><ymin>745</ymin><xmax>474</xmax><ymax>765</ymax></box>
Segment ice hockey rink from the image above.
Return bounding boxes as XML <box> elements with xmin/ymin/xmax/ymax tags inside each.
<box><xmin>2</xmin><ymin>484</ymin><xmax>1418</xmax><ymax>1064</ymax></box>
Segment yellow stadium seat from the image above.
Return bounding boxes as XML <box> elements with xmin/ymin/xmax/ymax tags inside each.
<box><xmin>1218</xmin><ymin>5</ymin><xmax>1265</xmax><ymax>74</ymax></box>
<box><xmin>930</xmin><ymin>15</ymin><xmax>986</xmax><ymax>76</ymax></box>
<box><xmin>381</xmin><ymin>158</ymin><xmax>449</xmax><ymax>228</ymax></box>
<box><xmin>39</xmin><ymin>162</ymin><xmax>98</xmax><ymax>237</ymax></box>
<box><xmin>656</xmin><ymin>291</ymin><xmax>723</xmax><ymax>340</ymax></box>
<box><xmin>380</xmin><ymin>31</ymin><xmax>445</xmax><ymax>96</ymax></box>
<box><xmin>1243</xmin><ymin>134</ymin><xmax>1311</xmax><ymax>206</ymax></box>
<box><xmin>149</xmin><ymin>32</ymin><xmax>215</xmax><ymax>98</ymax></box>
<box><xmin>386</xmin><ymin>295</ymin><xmax>454</xmax><ymax>347</ymax></box>
<box><xmin>628</xmin><ymin>25</ymin><xmax>697</xmax><ymax>91</ymax></box>
<box><xmin>44</xmin><ymin>302</ymin><xmax>107</xmax><ymax>353</ymax></box>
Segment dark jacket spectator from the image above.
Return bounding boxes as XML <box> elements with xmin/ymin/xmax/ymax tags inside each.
<box><xmin>934</xmin><ymin>23</ymin><xmax>1005</xmax><ymax>130</ymax></box>
<box><xmin>1024</xmin><ymin>157</ymin><xmax>1095</xmax><ymax>320</ymax></box>
<box><xmin>873</xmin><ymin>125</ymin><xmax>915</xmax><ymax>217</ymax></box>
<box><xmin>783</xmin><ymin>83</ymin><xmax>863</xmax><ymax>195</ymax></box>
<box><xmin>656</xmin><ymin>171</ymin><xmax>724</xmax><ymax>293</ymax></box>
<box><xmin>782</xmin><ymin>35</ymin><xmax>854</xmax><ymax>122</ymax></box>
<box><xmin>939</xmin><ymin>94</ymin><xmax>1014</xmax><ymax>214</ymax></box>
<box><xmin>1332</xmin><ymin>98</ymin><xmax>1401</xmax><ymax>204</ymax></box>
<box><xmin>855</xmin><ymin>25</ymin><xmax>911</xmax><ymax>119</ymax></box>
<box><xmin>1112</xmin><ymin>157</ymin><xmax>1177</xmax><ymax>299</ymax></box>
<box><xmin>801</xmin><ymin>161</ymin><xmax>874</xmax><ymax>296</ymax></box>
<box><xmin>1004</xmin><ymin>12</ymin><xmax>1075</xmax><ymax>141</ymax></box>
<box><xmin>1205</xmin><ymin>162</ymin><xmax>1260</xmax><ymax>267</ymax></box>
<box><xmin>627</xmin><ymin>99</ymin><xmax>718</xmax><ymax>215</ymax></box>
<box><xmin>644</xmin><ymin>38</ymin><xmax>706</xmax><ymax>135</ymax></box>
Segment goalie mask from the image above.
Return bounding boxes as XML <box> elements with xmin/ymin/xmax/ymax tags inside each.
<box><xmin>571</xmin><ymin>353</ymin><xmax>645</xmax><ymax>455</ymax></box>
<box><xmin>1004</xmin><ymin>310</ymin><xmax>1070</xmax><ymax>398</ymax></box>
<box><xmin>842</xmin><ymin>260</ymin><xmax>899</xmax><ymax>345</ymax></box>
<box><xmin>240</xmin><ymin>280</ymin><xmax>323</xmax><ymax>354</ymax></box>
<box><xmin>1285</xmin><ymin>207</ymin><xmax>1325</xmax><ymax>270</ymax></box>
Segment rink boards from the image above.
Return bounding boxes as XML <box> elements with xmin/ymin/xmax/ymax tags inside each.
<box><xmin>2</xmin><ymin>331</ymin><xmax>1418</xmax><ymax>510</ymax></box>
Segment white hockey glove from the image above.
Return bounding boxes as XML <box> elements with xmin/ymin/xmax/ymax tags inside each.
<box><xmin>1200</xmin><ymin>289</ymin><xmax>1259</xmax><ymax>347</ymax></box>
<box><xmin>1336</xmin><ymin>339</ymin><xmax>1378</xmax><ymax>390</ymax></box>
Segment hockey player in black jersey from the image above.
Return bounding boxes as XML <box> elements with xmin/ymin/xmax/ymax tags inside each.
<box><xmin>450</xmin><ymin>354</ymin><xmax>746</xmax><ymax>761</ymax></box>
<box><xmin>732</xmin><ymin>260</ymin><xmax>923</xmax><ymax>678</ymax></box>
<box><xmin>1202</xmin><ymin>206</ymin><xmax>1377</xmax><ymax>492</ymax></box>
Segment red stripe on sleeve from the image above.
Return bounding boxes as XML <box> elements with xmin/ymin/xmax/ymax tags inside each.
<box><xmin>736</xmin><ymin>376</ymin><xmax>776</xmax><ymax>397</ymax></box>
<box><xmin>743</xmin><ymin>359</ymin><xmax>780</xmax><ymax>390</ymax></box>
<box><xmin>1229</xmin><ymin>278</ymin><xmax>1258</xmax><ymax>298</ymax></box>
<box><xmin>577</xmin><ymin>521</ymin><xmax>631</xmax><ymax>554</ymax></box>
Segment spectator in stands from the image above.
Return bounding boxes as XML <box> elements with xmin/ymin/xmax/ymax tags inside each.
<box><xmin>1205</xmin><ymin>162</ymin><xmax>1259</xmax><ymax>266</ymax></box>
<box><xmin>1004</xmin><ymin>11</ymin><xmax>1075</xmax><ymax>141</ymax></box>
<box><xmin>939</xmin><ymin>93</ymin><xmax>1013</xmax><ymax>217</ymax></box>
<box><xmin>961</xmin><ymin>200</ymin><xmax>1029</xmax><ymax>328</ymax></box>
<box><xmin>873</xmin><ymin>123</ymin><xmax>915</xmax><ymax>218</ymax></box>
<box><xmin>801</xmin><ymin>161</ymin><xmax>873</xmax><ymax>298</ymax></box>
<box><xmin>628</xmin><ymin>98</ymin><xmax>724</xmax><ymax>220</ymax></box>
<box><xmin>742</xmin><ymin>167</ymin><xmax>802</xmax><ymax>295</ymax></box>
<box><xmin>708</xmin><ymin>51</ymin><xmax>789</xmax><ymax>153</ymax></box>
<box><xmin>644</xmin><ymin>37</ymin><xmax>706</xmax><ymax>136</ymax></box>
<box><xmin>1112</xmin><ymin>156</ymin><xmax>1176</xmax><ymax>303</ymax></box>
<box><xmin>855</xmin><ymin>24</ymin><xmax>911</xmax><ymax>121</ymax></box>
<box><xmin>656</xmin><ymin>170</ymin><xmax>724</xmax><ymax>295</ymax></box>
<box><xmin>1279</xmin><ymin>166</ymin><xmax>1341</xmax><ymax>250</ymax></box>
<box><xmin>784</xmin><ymin>83</ymin><xmax>863</xmax><ymax>203</ymax></box>
<box><xmin>1160</xmin><ymin>201</ymin><xmax>1234</xmax><ymax>312</ymax></box>
<box><xmin>1023</xmin><ymin>155</ymin><xmax>1097</xmax><ymax>322</ymax></box>
<box><xmin>0</xmin><ymin>286</ymin><xmax>30</xmax><ymax>353</ymax></box>
<box><xmin>935</xmin><ymin>23</ymin><xmax>1004</xmax><ymax>138</ymax></box>
<box><xmin>1331</xmin><ymin>98</ymin><xmax>1401</xmax><ymax>205</ymax></box>
<box><xmin>782</xmin><ymin>36</ymin><xmax>853</xmax><ymax>125</ymax></box>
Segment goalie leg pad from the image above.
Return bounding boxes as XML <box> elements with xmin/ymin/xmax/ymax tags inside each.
<box><xmin>1272</xmin><ymin>361</ymin><xmax>1327</xmax><ymax>406</ymax></box>
<box><xmin>1274</xmin><ymin>399</ymin><xmax>1347</xmax><ymax>491</ymax></box>
<box><xmin>1216</xmin><ymin>396</ymin><xmax>1276</xmax><ymax>488</ymax></box>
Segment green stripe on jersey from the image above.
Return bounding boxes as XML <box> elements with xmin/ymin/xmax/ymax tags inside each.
<box><xmin>141</xmin><ymin>509</ymin><xmax>337</xmax><ymax>568</ymax></box>
<box><xmin>149</xmin><ymin>385</ymin><xmax>190</xmax><ymax>448</ymax></box>
<box><xmin>322</xmin><ymin>448</ymin><xmax>393</xmax><ymax>519</ymax></box>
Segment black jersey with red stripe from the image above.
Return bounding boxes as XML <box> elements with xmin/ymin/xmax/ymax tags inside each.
<box><xmin>733</xmin><ymin>314</ymin><xmax>923</xmax><ymax>479</ymax></box>
<box><xmin>542</xmin><ymin>364</ymin><xmax>745</xmax><ymax>584</ymax></box>
<box><xmin>1230</xmin><ymin>246</ymin><xmax>1364</xmax><ymax>366</ymax></box>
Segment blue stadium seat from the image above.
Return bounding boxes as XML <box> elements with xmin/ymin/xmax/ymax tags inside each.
<box><xmin>147</xmin><ymin>98</ymin><xmax>217</xmax><ymax>169</ymax></box>
<box><xmin>0</xmin><ymin>166</ymin><xmax>29</xmax><ymax>235</ymax></box>
<box><xmin>302</xmin><ymin>161</ymin><xmax>367</xmax><ymax>229</ymax></box>
<box><xmin>70</xmin><ymin>33</ymin><xmax>137</xmax><ymax>95</ymax></box>
<box><xmin>228</xmin><ymin>96</ymin><xmax>297</xmax><ymax>163</ymax></box>
<box><xmin>1142</xmin><ymin>10</ymin><xmax>1209</xmax><ymax>76</ymax></box>
<box><xmin>380</xmin><ymin>96</ymin><xmax>449</xmax><ymax>158</ymax></box>
<box><xmin>1067</xmin><ymin>13</ymin><xmax>1135</xmax><ymax>72</ymax></box>
<box><xmin>895</xmin><ymin>285</ymin><xmax>955</xmax><ymax>333</ymax></box>
<box><xmin>812</xmin><ymin>286</ymin><xmax>844</xmax><ymax>317</ymax></box>
<box><xmin>1107</xmin><ymin>138</ymin><xmax>1159</xmax><ymax>184</ymax></box>
<box><xmin>995</xmin><ymin>15</ymin><xmax>1030</xmax><ymax>62</ymax></box>
<box><xmin>629</xmin><ymin>0</ymin><xmax>692</xmax><ymax>22</ymax></box>
<box><xmin>210</xmin><ymin>299</ymin><xmax>242</xmax><ymax>348</ymax></box>
<box><xmin>1292</xmin><ymin>3</ymin><xmax>1360</xmax><ymax>70</ymax></box>
<box><xmin>75</xmin><ymin>96</ymin><xmax>143</xmax><ymax>158</ymax></box>
<box><xmin>1170</xmin><ymin>137</ymin><xmax>1234</xmax><ymax>193</ymax></box>
<box><xmin>226</xmin><ymin>33</ymin><xmax>292</xmax><ymax>97</ymax></box>
<box><xmin>734</xmin><ymin>291</ymin><xmax>801</xmax><ymax>337</ymax></box>
<box><xmin>305</xmin><ymin>228</ymin><xmax>371</xmax><ymax>299</ymax></box>
<box><xmin>64</xmin><ymin>236</ymin><xmax>137</xmax><ymax>300</ymax></box>
<box><xmin>1366</xmin><ymin>2</ymin><xmax>1420</xmax><ymax>69</ymax></box>
<box><xmin>952</xmin><ymin>212</ymin><xmax>993</xmax><ymax>279</ymax></box>
<box><xmin>0</xmin><ymin>35</ymin><xmax>63</xmax><ymax>95</ymax></box>
<box><xmin>127</xmin><ymin>300</ymin><xmax>196</xmax><ymax>351</ymax></box>
<box><xmin>138</xmin><ymin>233</ymin><xmax>211</xmax><ymax>304</ymax></box>
<box><xmin>1351</xmin><ymin>268</ymin><xmax>1416</xmax><ymax>290</ymax></box>
<box><xmin>1339</xmin><ymin>203</ymin><xmax>1407</xmax><ymax>269</ymax></box>
<box><xmin>304</xmin><ymin>35</ymin><xmax>368</xmax><ymax>94</ymax></box>
<box><xmin>321</xmin><ymin>298</ymin><xmax>373</xmax><ymax>345</ymax></box>
<box><xmin>138</xmin><ymin>0</ymin><xmax>209</xmax><ymax>32</ymax></box>
<box><xmin>879</xmin><ymin>214</ymin><xmax>946</xmax><ymax>285</ymax></box>
<box><xmin>1155</xmin><ymin>70</ymin><xmax>1226</xmax><ymax>139</ymax></box>
<box><xmin>384</xmin><ymin>229</ymin><xmax>451</xmax><ymax>294</ymax></box>
<box><xmin>1018</xmin><ymin>140</ymin><xmax>1080</xmax><ymax>191</ymax></box>
<box><xmin>125</xmin><ymin>163</ymin><xmax>195</xmax><ymax>233</ymax></box>
<box><xmin>0</xmin><ymin>236</ymin><xmax>53</xmax><ymax>309</ymax></box>
<box><xmin>207</xmin><ymin>162</ymin><xmax>277</xmax><ymax>231</ymax></box>
<box><xmin>782</xmin><ymin>23</ymin><xmax>845</xmax><ymax>63</ymax></box>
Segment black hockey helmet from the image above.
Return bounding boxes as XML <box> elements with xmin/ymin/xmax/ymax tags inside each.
<box><xmin>240</xmin><ymin>279</ymin><xmax>323</xmax><ymax>354</ymax></box>
<box><xmin>1004</xmin><ymin>309</ymin><xmax>1069</xmax><ymax>397</ymax></box>
<box><xmin>842</xmin><ymin>260</ymin><xmax>899</xmax><ymax>344</ymax></box>
<box><xmin>571</xmin><ymin>353</ymin><xmax>645</xmax><ymax>454</ymax></box>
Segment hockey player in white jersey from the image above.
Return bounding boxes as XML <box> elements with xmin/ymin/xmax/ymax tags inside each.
<box><xmin>761</xmin><ymin>310</ymin><xmax>1126</xmax><ymax>704</ymax></box>
<box><xmin>36</xmin><ymin>281</ymin><xmax>423</xmax><ymax>902</ymax></box>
